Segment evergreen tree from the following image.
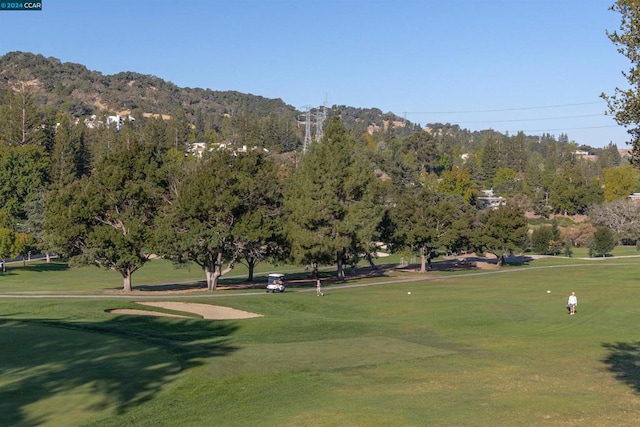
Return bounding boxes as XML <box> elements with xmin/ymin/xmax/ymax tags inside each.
<box><xmin>479</xmin><ymin>133</ymin><xmax>500</xmax><ymax>185</ymax></box>
<box><xmin>598</xmin><ymin>142</ymin><xmax>622</xmax><ymax>169</ymax></box>
<box><xmin>50</xmin><ymin>115</ymin><xmax>90</xmax><ymax>188</ymax></box>
<box><xmin>232</xmin><ymin>152</ymin><xmax>288</xmax><ymax>281</ymax></box>
<box><xmin>0</xmin><ymin>145</ymin><xmax>50</xmax><ymax>226</ymax></box>
<box><xmin>285</xmin><ymin>117</ymin><xmax>382</xmax><ymax>279</ymax></box>
<box><xmin>167</xmin><ymin>109</ymin><xmax>193</xmax><ymax>149</ymax></box>
<box><xmin>143</xmin><ymin>116</ymin><xmax>169</xmax><ymax>149</ymax></box>
<box><xmin>7</xmin><ymin>83</ymin><xmax>43</xmax><ymax>146</ymax></box>
<box><xmin>472</xmin><ymin>204</ymin><xmax>528</xmax><ymax>265</ymax></box>
<box><xmin>393</xmin><ymin>188</ymin><xmax>474</xmax><ymax>272</ymax></box>
<box><xmin>589</xmin><ymin>226</ymin><xmax>616</xmax><ymax>257</ymax></box>
<box><xmin>531</xmin><ymin>226</ymin><xmax>554</xmax><ymax>254</ymax></box>
<box><xmin>45</xmin><ymin>136</ymin><xmax>164</xmax><ymax>291</ymax></box>
<box><xmin>602</xmin><ymin>0</ymin><xmax>640</xmax><ymax>162</ymax></box>
<box><xmin>153</xmin><ymin>150</ymin><xmax>259</xmax><ymax>290</ymax></box>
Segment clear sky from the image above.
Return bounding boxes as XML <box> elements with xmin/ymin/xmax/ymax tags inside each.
<box><xmin>0</xmin><ymin>0</ymin><xmax>632</xmax><ymax>148</ymax></box>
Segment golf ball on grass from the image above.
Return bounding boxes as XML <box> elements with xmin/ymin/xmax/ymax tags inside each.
<box><xmin>407</xmin><ymin>292</ymin><xmax>411</xmax><ymax>295</ymax></box>
<box><xmin>547</xmin><ymin>290</ymin><xmax>551</xmax><ymax>293</ymax></box>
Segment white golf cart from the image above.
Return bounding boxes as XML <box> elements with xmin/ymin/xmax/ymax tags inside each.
<box><xmin>266</xmin><ymin>273</ymin><xmax>286</xmax><ymax>293</ymax></box>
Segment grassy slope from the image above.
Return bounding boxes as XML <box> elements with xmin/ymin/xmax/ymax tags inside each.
<box><xmin>2</xmin><ymin>254</ymin><xmax>640</xmax><ymax>426</ymax></box>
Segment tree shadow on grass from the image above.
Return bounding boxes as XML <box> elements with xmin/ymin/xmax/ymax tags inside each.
<box><xmin>0</xmin><ymin>316</ymin><xmax>239</xmax><ymax>426</ymax></box>
<box><xmin>20</xmin><ymin>261</ymin><xmax>70</xmax><ymax>273</ymax></box>
<box><xmin>0</xmin><ymin>261</ymin><xmax>70</xmax><ymax>277</ymax></box>
<box><xmin>602</xmin><ymin>341</ymin><xmax>640</xmax><ymax>393</ymax></box>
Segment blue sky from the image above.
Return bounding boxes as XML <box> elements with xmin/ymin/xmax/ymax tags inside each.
<box><xmin>0</xmin><ymin>0</ymin><xmax>632</xmax><ymax>148</ymax></box>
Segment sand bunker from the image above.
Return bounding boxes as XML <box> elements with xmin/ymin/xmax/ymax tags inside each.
<box><xmin>110</xmin><ymin>302</ymin><xmax>262</xmax><ymax>320</ymax></box>
<box><xmin>109</xmin><ymin>309</ymin><xmax>190</xmax><ymax>318</ymax></box>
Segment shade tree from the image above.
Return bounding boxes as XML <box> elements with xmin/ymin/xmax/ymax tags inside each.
<box><xmin>230</xmin><ymin>151</ymin><xmax>288</xmax><ymax>281</ymax></box>
<box><xmin>153</xmin><ymin>150</ymin><xmax>285</xmax><ymax>290</ymax></box>
<box><xmin>392</xmin><ymin>187</ymin><xmax>474</xmax><ymax>273</ymax></box>
<box><xmin>472</xmin><ymin>204</ymin><xmax>528</xmax><ymax>265</ymax></box>
<box><xmin>45</xmin><ymin>137</ymin><xmax>164</xmax><ymax>291</ymax></box>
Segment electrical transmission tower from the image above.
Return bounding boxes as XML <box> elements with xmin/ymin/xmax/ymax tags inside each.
<box><xmin>300</xmin><ymin>97</ymin><xmax>328</xmax><ymax>153</ymax></box>
<box><xmin>314</xmin><ymin>103</ymin><xmax>327</xmax><ymax>143</ymax></box>
<box><xmin>300</xmin><ymin>105</ymin><xmax>312</xmax><ymax>154</ymax></box>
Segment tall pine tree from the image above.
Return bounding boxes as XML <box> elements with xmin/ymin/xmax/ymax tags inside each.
<box><xmin>285</xmin><ymin>117</ymin><xmax>382</xmax><ymax>279</ymax></box>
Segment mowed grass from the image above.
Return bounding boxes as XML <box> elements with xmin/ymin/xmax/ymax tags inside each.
<box><xmin>2</xmin><ymin>255</ymin><xmax>640</xmax><ymax>426</ymax></box>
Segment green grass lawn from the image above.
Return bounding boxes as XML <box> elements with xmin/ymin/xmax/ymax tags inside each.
<box><xmin>2</xmin><ymin>255</ymin><xmax>640</xmax><ymax>426</ymax></box>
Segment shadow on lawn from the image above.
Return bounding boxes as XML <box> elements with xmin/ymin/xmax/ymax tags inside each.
<box><xmin>0</xmin><ymin>260</ymin><xmax>69</xmax><ymax>276</ymax></box>
<box><xmin>134</xmin><ymin>263</ymin><xmax>396</xmax><ymax>292</ymax></box>
<box><xmin>0</xmin><ymin>316</ymin><xmax>238</xmax><ymax>426</ymax></box>
<box><xmin>131</xmin><ymin>255</ymin><xmax>537</xmax><ymax>293</ymax></box>
<box><xmin>602</xmin><ymin>341</ymin><xmax>640</xmax><ymax>393</ymax></box>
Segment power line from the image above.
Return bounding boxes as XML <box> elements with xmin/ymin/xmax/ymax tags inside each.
<box><xmin>458</xmin><ymin>113</ymin><xmax>604</xmax><ymax>125</ymax></box>
<box><xmin>521</xmin><ymin>124</ymin><xmax>621</xmax><ymax>133</ymax></box>
<box><xmin>398</xmin><ymin>101</ymin><xmax>605</xmax><ymax>115</ymax></box>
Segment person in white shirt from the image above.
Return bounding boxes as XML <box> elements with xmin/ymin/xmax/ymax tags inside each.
<box><xmin>567</xmin><ymin>292</ymin><xmax>578</xmax><ymax>315</ymax></box>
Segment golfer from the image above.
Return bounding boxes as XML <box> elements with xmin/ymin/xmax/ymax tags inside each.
<box><xmin>316</xmin><ymin>279</ymin><xmax>324</xmax><ymax>296</ymax></box>
<box><xmin>567</xmin><ymin>291</ymin><xmax>578</xmax><ymax>315</ymax></box>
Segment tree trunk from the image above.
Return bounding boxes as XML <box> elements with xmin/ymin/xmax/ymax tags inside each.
<box><xmin>204</xmin><ymin>253</ymin><xmax>221</xmax><ymax>291</ymax></box>
<box><xmin>365</xmin><ymin>253</ymin><xmax>377</xmax><ymax>270</ymax></box>
<box><xmin>206</xmin><ymin>252</ymin><xmax>236</xmax><ymax>291</ymax></box>
<box><xmin>247</xmin><ymin>259</ymin><xmax>256</xmax><ymax>282</ymax></box>
<box><xmin>336</xmin><ymin>250</ymin><xmax>345</xmax><ymax>280</ymax></box>
<box><xmin>45</xmin><ymin>252</ymin><xmax>51</xmax><ymax>263</ymax></box>
<box><xmin>419</xmin><ymin>247</ymin><xmax>427</xmax><ymax>273</ymax></box>
<box><xmin>122</xmin><ymin>271</ymin><xmax>132</xmax><ymax>292</ymax></box>
<box><xmin>205</xmin><ymin>265</ymin><xmax>218</xmax><ymax>291</ymax></box>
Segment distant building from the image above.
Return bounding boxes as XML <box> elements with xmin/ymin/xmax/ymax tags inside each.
<box><xmin>84</xmin><ymin>114</ymin><xmax>134</xmax><ymax>131</ymax></box>
<box><xmin>573</xmin><ymin>150</ymin><xmax>597</xmax><ymax>162</ymax></box>
<box><xmin>187</xmin><ymin>142</ymin><xmax>268</xmax><ymax>158</ymax></box>
<box><xmin>477</xmin><ymin>189</ymin><xmax>506</xmax><ymax>210</ymax></box>
<box><xmin>188</xmin><ymin>142</ymin><xmax>208</xmax><ymax>158</ymax></box>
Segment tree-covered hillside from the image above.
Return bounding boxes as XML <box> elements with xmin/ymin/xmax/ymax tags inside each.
<box><xmin>0</xmin><ymin>51</ymin><xmax>418</xmax><ymax>144</ymax></box>
<box><xmin>0</xmin><ymin>51</ymin><xmax>296</xmax><ymax>121</ymax></box>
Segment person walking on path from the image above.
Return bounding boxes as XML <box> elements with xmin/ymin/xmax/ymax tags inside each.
<box><xmin>567</xmin><ymin>291</ymin><xmax>578</xmax><ymax>315</ymax></box>
<box><xmin>316</xmin><ymin>279</ymin><xmax>324</xmax><ymax>296</ymax></box>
